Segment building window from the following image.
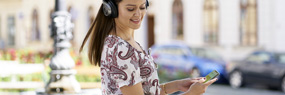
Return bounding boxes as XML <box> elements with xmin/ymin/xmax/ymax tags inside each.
<box><xmin>172</xmin><ymin>0</ymin><xmax>184</xmax><ymax>40</ymax></box>
<box><xmin>0</xmin><ymin>16</ymin><xmax>1</xmax><ymax>38</ymax></box>
<box><xmin>0</xmin><ymin>16</ymin><xmax>4</xmax><ymax>49</ymax></box>
<box><xmin>203</xmin><ymin>0</ymin><xmax>219</xmax><ymax>45</ymax></box>
<box><xmin>49</xmin><ymin>9</ymin><xmax>54</xmax><ymax>40</ymax></box>
<box><xmin>7</xmin><ymin>16</ymin><xmax>15</xmax><ymax>46</ymax></box>
<box><xmin>240</xmin><ymin>0</ymin><xmax>258</xmax><ymax>46</ymax></box>
<box><xmin>31</xmin><ymin>9</ymin><xmax>41</xmax><ymax>41</ymax></box>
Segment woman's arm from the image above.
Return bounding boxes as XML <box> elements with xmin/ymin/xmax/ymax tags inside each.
<box><xmin>160</xmin><ymin>81</ymin><xmax>180</xmax><ymax>95</ymax></box>
<box><xmin>120</xmin><ymin>82</ymin><xmax>144</xmax><ymax>95</ymax></box>
<box><xmin>160</xmin><ymin>78</ymin><xmax>201</xmax><ymax>95</ymax></box>
<box><xmin>160</xmin><ymin>77</ymin><xmax>217</xmax><ymax>95</ymax></box>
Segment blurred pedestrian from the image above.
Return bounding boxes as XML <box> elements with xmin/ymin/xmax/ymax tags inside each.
<box><xmin>80</xmin><ymin>0</ymin><xmax>217</xmax><ymax>95</ymax></box>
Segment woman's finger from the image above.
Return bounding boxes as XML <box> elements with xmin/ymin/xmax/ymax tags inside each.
<box><xmin>204</xmin><ymin>78</ymin><xmax>218</xmax><ymax>86</ymax></box>
<box><xmin>189</xmin><ymin>79</ymin><xmax>200</xmax><ymax>83</ymax></box>
<box><xmin>183</xmin><ymin>78</ymin><xmax>201</xmax><ymax>84</ymax></box>
<box><xmin>197</xmin><ymin>78</ymin><xmax>206</xmax><ymax>83</ymax></box>
<box><xmin>192</xmin><ymin>77</ymin><xmax>205</xmax><ymax>80</ymax></box>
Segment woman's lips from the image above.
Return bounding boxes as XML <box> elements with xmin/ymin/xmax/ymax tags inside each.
<box><xmin>130</xmin><ymin>19</ymin><xmax>140</xmax><ymax>24</ymax></box>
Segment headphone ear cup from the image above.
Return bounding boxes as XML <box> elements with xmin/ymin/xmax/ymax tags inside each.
<box><xmin>102</xmin><ymin>1</ymin><xmax>112</xmax><ymax>17</ymax></box>
<box><xmin>102</xmin><ymin>0</ymin><xmax>118</xmax><ymax>18</ymax></box>
<box><xmin>108</xmin><ymin>1</ymin><xmax>118</xmax><ymax>18</ymax></box>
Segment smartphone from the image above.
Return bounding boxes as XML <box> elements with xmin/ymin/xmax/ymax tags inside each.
<box><xmin>203</xmin><ymin>70</ymin><xmax>220</xmax><ymax>83</ymax></box>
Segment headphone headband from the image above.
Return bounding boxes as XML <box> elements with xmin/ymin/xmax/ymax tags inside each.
<box><xmin>102</xmin><ymin>0</ymin><xmax>149</xmax><ymax>18</ymax></box>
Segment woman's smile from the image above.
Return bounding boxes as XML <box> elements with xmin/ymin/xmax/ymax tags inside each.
<box><xmin>130</xmin><ymin>18</ymin><xmax>140</xmax><ymax>24</ymax></box>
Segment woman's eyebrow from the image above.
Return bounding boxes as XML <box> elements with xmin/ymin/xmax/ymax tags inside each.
<box><xmin>126</xmin><ymin>4</ymin><xmax>136</xmax><ymax>6</ymax></box>
<box><xmin>125</xmin><ymin>2</ymin><xmax>146</xmax><ymax>6</ymax></box>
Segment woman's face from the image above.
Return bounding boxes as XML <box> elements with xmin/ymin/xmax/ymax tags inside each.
<box><xmin>115</xmin><ymin>0</ymin><xmax>147</xmax><ymax>29</ymax></box>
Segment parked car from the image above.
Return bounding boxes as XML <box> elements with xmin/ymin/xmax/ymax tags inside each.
<box><xmin>150</xmin><ymin>42</ymin><xmax>228</xmax><ymax>83</ymax></box>
<box><xmin>228</xmin><ymin>50</ymin><xmax>285</xmax><ymax>92</ymax></box>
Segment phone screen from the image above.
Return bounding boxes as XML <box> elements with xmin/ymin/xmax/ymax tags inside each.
<box><xmin>203</xmin><ymin>70</ymin><xmax>220</xmax><ymax>83</ymax></box>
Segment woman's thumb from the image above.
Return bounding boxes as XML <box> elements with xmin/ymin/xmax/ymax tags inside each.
<box><xmin>198</xmin><ymin>77</ymin><xmax>206</xmax><ymax>83</ymax></box>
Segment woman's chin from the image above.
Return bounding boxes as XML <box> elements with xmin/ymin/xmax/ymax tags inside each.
<box><xmin>131</xmin><ymin>25</ymin><xmax>141</xmax><ymax>30</ymax></box>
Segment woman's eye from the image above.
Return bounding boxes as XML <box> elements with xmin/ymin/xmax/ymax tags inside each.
<box><xmin>127</xmin><ymin>8</ymin><xmax>135</xmax><ymax>11</ymax></box>
<box><xmin>140</xmin><ymin>7</ymin><xmax>146</xmax><ymax>10</ymax></box>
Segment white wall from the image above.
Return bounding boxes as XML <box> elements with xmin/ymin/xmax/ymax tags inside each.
<box><xmin>135</xmin><ymin>15</ymin><xmax>148</xmax><ymax>50</ymax></box>
<box><xmin>258</xmin><ymin>0</ymin><xmax>275</xmax><ymax>51</ymax></box>
<box><xmin>1</xmin><ymin>0</ymin><xmax>285</xmax><ymax>54</ymax></box>
<box><xmin>184</xmin><ymin>0</ymin><xmax>204</xmax><ymax>46</ymax></box>
<box><xmin>274</xmin><ymin>0</ymin><xmax>285</xmax><ymax>52</ymax></box>
<box><xmin>154</xmin><ymin>0</ymin><xmax>173</xmax><ymax>44</ymax></box>
<box><xmin>219</xmin><ymin>0</ymin><xmax>240</xmax><ymax>46</ymax></box>
<box><xmin>72</xmin><ymin>0</ymin><xmax>102</xmax><ymax>51</ymax></box>
<box><xmin>258</xmin><ymin>0</ymin><xmax>285</xmax><ymax>52</ymax></box>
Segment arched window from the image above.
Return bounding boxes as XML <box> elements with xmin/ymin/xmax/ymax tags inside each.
<box><xmin>240</xmin><ymin>0</ymin><xmax>258</xmax><ymax>46</ymax></box>
<box><xmin>49</xmin><ymin>9</ymin><xmax>54</xmax><ymax>39</ymax></box>
<box><xmin>88</xmin><ymin>6</ymin><xmax>95</xmax><ymax>28</ymax></box>
<box><xmin>172</xmin><ymin>0</ymin><xmax>184</xmax><ymax>40</ymax></box>
<box><xmin>203</xmin><ymin>0</ymin><xmax>219</xmax><ymax>45</ymax></box>
<box><xmin>0</xmin><ymin>16</ymin><xmax>2</xmax><ymax>38</ymax></box>
<box><xmin>31</xmin><ymin>9</ymin><xmax>41</xmax><ymax>41</ymax></box>
<box><xmin>0</xmin><ymin>16</ymin><xmax>4</xmax><ymax>49</ymax></box>
<box><xmin>7</xmin><ymin>16</ymin><xmax>15</xmax><ymax>46</ymax></box>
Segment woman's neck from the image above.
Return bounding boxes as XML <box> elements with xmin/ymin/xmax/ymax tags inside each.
<box><xmin>112</xmin><ymin>24</ymin><xmax>134</xmax><ymax>41</ymax></box>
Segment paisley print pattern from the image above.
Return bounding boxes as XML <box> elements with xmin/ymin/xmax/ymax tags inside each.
<box><xmin>101</xmin><ymin>35</ymin><xmax>161</xmax><ymax>95</ymax></box>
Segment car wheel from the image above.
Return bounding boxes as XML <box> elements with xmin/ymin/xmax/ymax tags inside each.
<box><xmin>281</xmin><ymin>76</ymin><xmax>285</xmax><ymax>92</ymax></box>
<box><xmin>190</xmin><ymin>68</ymin><xmax>200</xmax><ymax>78</ymax></box>
<box><xmin>230</xmin><ymin>70</ymin><xmax>244</xmax><ymax>89</ymax></box>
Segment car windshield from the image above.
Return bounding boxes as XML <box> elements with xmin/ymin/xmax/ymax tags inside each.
<box><xmin>204</xmin><ymin>49</ymin><xmax>223</xmax><ymax>61</ymax></box>
<box><xmin>190</xmin><ymin>48</ymin><xmax>223</xmax><ymax>61</ymax></box>
<box><xmin>276</xmin><ymin>53</ymin><xmax>285</xmax><ymax>64</ymax></box>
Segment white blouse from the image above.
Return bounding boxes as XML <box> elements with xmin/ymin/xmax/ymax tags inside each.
<box><xmin>100</xmin><ymin>35</ymin><xmax>161</xmax><ymax>95</ymax></box>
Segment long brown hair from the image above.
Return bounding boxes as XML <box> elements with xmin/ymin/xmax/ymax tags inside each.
<box><xmin>80</xmin><ymin>0</ymin><xmax>121</xmax><ymax>66</ymax></box>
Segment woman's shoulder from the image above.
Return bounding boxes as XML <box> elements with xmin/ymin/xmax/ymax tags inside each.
<box><xmin>103</xmin><ymin>35</ymin><xmax>138</xmax><ymax>60</ymax></box>
<box><xmin>104</xmin><ymin>35</ymin><xmax>128</xmax><ymax>49</ymax></box>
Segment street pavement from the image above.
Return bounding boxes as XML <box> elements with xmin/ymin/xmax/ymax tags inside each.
<box><xmin>1</xmin><ymin>84</ymin><xmax>284</xmax><ymax>95</ymax></box>
<box><xmin>204</xmin><ymin>84</ymin><xmax>285</xmax><ymax>95</ymax></box>
<box><xmin>171</xmin><ymin>84</ymin><xmax>284</xmax><ymax>95</ymax></box>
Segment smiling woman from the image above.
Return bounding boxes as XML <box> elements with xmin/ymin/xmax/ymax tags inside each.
<box><xmin>115</xmin><ymin>0</ymin><xmax>148</xmax><ymax>30</ymax></box>
<box><xmin>79</xmin><ymin>0</ymin><xmax>217</xmax><ymax>95</ymax></box>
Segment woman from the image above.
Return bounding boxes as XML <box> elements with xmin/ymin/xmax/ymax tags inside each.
<box><xmin>80</xmin><ymin>0</ymin><xmax>217</xmax><ymax>94</ymax></box>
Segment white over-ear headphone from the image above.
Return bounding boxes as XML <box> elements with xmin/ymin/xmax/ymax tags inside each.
<box><xmin>102</xmin><ymin>0</ymin><xmax>149</xmax><ymax>18</ymax></box>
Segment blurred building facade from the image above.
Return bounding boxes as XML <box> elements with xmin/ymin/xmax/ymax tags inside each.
<box><xmin>151</xmin><ymin>0</ymin><xmax>285</xmax><ymax>60</ymax></box>
<box><xmin>0</xmin><ymin>0</ymin><xmax>285</xmax><ymax>60</ymax></box>
<box><xmin>0</xmin><ymin>0</ymin><xmax>101</xmax><ymax>52</ymax></box>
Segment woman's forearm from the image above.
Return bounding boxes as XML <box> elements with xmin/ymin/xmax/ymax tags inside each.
<box><xmin>160</xmin><ymin>80</ymin><xmax>180</xmax><ymax>95</ymax></box>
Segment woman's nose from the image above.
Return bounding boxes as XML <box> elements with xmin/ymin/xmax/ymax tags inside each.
<box><xmin>134</xmin><ymin>9</ymin><xmax>141</xmax><ymax>16</ymax></box>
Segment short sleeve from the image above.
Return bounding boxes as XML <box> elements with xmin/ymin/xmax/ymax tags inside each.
<box><xmin>110</xmin><ymin>42</ymin><xmax>142</xmax><ymax>88</ymax></box>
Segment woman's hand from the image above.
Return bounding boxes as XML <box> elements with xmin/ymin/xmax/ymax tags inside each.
<box><xmin>160</xmin><ymin>78</ymin><xmax>204</xmax><ymax>94</ymax></box>
<box><xmin>183</xmin><ymin>78</ymin><xmax>218</xmax><ymax>95</ymax></box>
<box><xmin>176</xmin><ymin>77</ymin><xmax>205</xmax><ymax>92</ymax></box>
